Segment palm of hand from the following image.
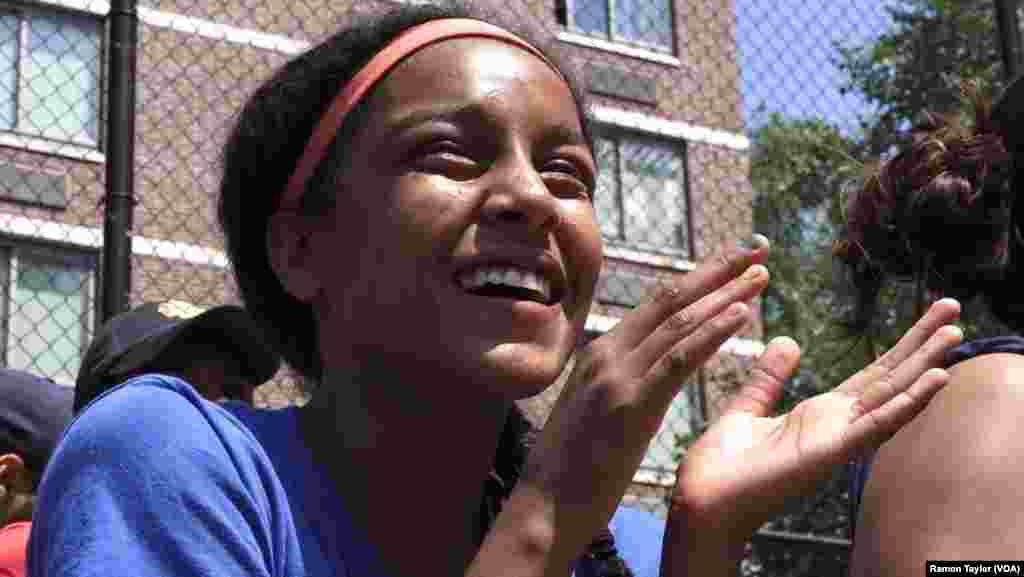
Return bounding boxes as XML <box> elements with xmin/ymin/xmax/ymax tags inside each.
<box><xmin>674</xmin><ymin>307</ymin><xmax>961</xmax><ymax>532</ymax></box>
<box><xmin>679</xmin><ymin>389</ymin><xmax>860</xmax><ymax>524</ymax></box>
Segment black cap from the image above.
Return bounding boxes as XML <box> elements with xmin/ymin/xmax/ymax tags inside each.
<box><xmin>74</xmin><ymin>301</ymin><xmax>281</xmax><ymax>411</ymax></box>
<box><xmin>0</xmin><ymin>369</ymin><xmax>72</xmax><ymax>474</ymax></box>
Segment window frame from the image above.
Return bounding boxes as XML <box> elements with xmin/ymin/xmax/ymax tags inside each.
<box><xmin>561</xmin><ymin>0</ymin><xmax>677</xmax><ymax>55</ymax></box>
<box><xmin>592</xmin><ymin>126</ymin><xmax>693</xmax><ymax>260</ymax></box>
<box><xmin>0</xmin><ymin>235</ymin><xmax>98</xmax><ymax>386</ymax></box>
<box><xmin>0</xmin><ymin>2</ymin><xmax>105</xmax><ymax>149</ymax></box>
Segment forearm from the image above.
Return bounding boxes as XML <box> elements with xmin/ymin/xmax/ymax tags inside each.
<box><xmin>467</xmin><ymin>479</ymin><xmax>629</xmax><ymax>577</ymax></box>
<box><xmin>466</xmin><ymin>483</ymin><xmax>568</xmax><ymax>577</ymax></box>
<box><xmin>660</xmin><ymin>502</ymin><xmax>751</xmax><ymax>577</ymax></box>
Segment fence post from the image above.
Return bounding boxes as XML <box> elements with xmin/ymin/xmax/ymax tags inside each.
<box><xmin>101</xmin><ymin>0</ymin><xmax>139</xmax><ymax>322</ymax></box>
<box><xmin>995</xmin><ymin>0</ymin><xmax>1023</xmax><ymax>80</ymax></box>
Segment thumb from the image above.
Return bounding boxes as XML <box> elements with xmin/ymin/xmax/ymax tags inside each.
<box><xmin>724</xmin><ymin>337</ymin><xmax>800</xmax><ymax>417</ymax></box>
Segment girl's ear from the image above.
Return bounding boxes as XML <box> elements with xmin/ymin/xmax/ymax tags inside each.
<box><xmin>267</xmin><ymin>211</ymin><xmax>323</xmax><ymax>302</ymax></box>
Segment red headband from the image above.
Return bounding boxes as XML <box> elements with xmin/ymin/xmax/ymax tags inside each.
<box><xmin>278</xmin><ymin>18</ymin><xmax>564</xmax><ymax>210</ymax></box>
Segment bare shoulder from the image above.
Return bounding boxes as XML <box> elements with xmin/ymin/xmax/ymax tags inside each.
<box><xmin>890</xmin><ymin>351</ymin><xmax>1024</xmax><ymax>436</ymax></box>
<box><xmin>850</xmin><ymin>352</ymin><xmax>1024</xmax><ymax>575</ymax></box>
<box><xmin>876</xmin><ymin>351</ymin><xmax>1024</xmax><ymax>464</ymax></box>
<box><xmin>946</xmin><ymin>351</ymin><xmax>1024</xmax><ymax>395</ymax></box>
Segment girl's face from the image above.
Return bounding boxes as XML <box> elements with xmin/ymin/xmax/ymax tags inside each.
<box><xmin>307</xmin><ymin>36</ymin><xmax>603</xmax><ymax>400</ymax></box>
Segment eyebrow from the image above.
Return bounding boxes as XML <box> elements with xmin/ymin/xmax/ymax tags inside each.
<box><xmin>381</xmin><ymin>101</ymin><xmax>589</xmax><ymax>148</ymax></box>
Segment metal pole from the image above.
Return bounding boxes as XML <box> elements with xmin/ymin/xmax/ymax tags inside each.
<box><xmin>995</xmin><ymin>0</ymin><xmax>1023</xmax><ymax>80</ymax></box>
<box><xmin>101</xmin><ymin>0</ymin><xmax>138</xmax><ymax>322</ymax></box>
<box><xmin>752</xmin><ymin>528</ymin><xmax>852</xmax><ymax>551</ymax></box>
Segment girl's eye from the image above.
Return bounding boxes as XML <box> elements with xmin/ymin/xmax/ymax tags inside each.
<box><xmin>542</xmin><ymin>158</ymin><xmax>593</xmax><ymax>200</ymax></box>
<box><xmin>544</xmin><ymin>158</ymin><xmax>582</xmax><ymax>177</ymax></box>
<box><xmin>412</xmin><ymin>140</ymin><xmax>482</xmax><ymax>180</ymax></box>
<box><xmin>423</xmin><ymin>140</ymin><xmax>463</xmax><ymax>156</ymax></box>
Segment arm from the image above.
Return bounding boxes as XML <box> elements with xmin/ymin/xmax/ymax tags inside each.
<box><xmin>467</xmin><ymin>240</ymin><xmax>773</xmax><ymax>577</ymax></box>
<box><xmin>28</xmin><ymin>376</ymin><xmax>301</xmax><ymax>577</ymax></box>
<box><xmin>850</xmin><ymin>353</ymin><xmax>1024</xmax><ymax>576</ymax></box>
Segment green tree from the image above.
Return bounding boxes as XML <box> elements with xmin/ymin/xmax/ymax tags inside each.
<box><xmin>746</xmin><ymin>0</ymin><xmax>1012</xmax><ymax>447</ymax></box>
<box><xmin>831</xmin><ymin>0</ymin><xmax>1011</xmax><ymax>362</ymax></box>
<box><xmin>839</xmin><ymin>0</ymin><xmax>1004</xmax><ymax>154</ymax></box>
<box><xmin>751</xmin><ymin>115</ymin><xmax>869</xmax><ymax>407</ymax></box>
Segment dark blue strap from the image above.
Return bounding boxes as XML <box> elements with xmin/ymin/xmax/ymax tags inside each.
<box><xmin>944</xmin><ymin>336</ymin><xmax>1024</xmax><ymax>367</ymax></box>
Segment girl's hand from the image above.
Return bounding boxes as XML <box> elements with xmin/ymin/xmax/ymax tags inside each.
<box><xmin>662</xmin><ymin>299</ymin><xmax>962</xmax><ymax>575</ymax></box>
<box><xmin>496</xmin><ymin>236</ymin><xmax>772</xmax><ymax>571</ymax></box>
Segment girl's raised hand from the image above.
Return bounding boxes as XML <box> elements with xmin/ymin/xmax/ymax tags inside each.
<box><xmin>663</xmin><ymin>298</ymin><xmax>962</xmax><ymax>575</ymax></box>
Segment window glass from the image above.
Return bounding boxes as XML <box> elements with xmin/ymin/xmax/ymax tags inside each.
<box><xmin>7</xmin><ymin>250</ymin><xmax>92</xmax><ymax>385</ymax></box>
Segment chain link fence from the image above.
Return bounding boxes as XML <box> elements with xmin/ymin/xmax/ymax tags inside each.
<box><xmin>0</xmin><ymin>0</ymin><xmax>1015</xmax><ymax>574</ymax></box>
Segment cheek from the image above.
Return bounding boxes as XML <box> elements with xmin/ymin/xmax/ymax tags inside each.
<box><xmin>387</xmin><ymin>177</ymin><xmax>473</xmax><ymax>245</ymax></box>
<box><xmin>562</xmin><ymin>202</ymin><xmax>604</xmax><ymax>290</ymax></box>
<box><xmin>315</xmin><ymin>180</ymin><xmax>470</xmax><ymax>297</ymax></box>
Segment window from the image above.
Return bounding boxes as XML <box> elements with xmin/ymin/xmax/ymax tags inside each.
<box><xmin>0</xmin><ymin>242</ymin><xmax>96</xmax><ymax>385</ymax></box>
<box><xmin>594</xmin><ymin>132</ymin><xmax>689</xmax><ymax>255</ymax></box>
<box><xmin>597</xmin><ymin>263</ymin><xmax>659</xmax><ymax>307</ymax></box>
<box><xmin>0</xmin><ymin>7</ymin><xmax>102</xmax><ymax>146</ymax></box>
<box><xmin>560</xmin><ymin>0</ymin><xmax>674</xmax><ymax>52</ymax></box>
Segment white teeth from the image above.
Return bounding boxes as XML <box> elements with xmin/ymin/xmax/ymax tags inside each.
<box><xmin>458</xmin><ymin>266</ymin><xmax>553</xmax><ymax>302</ymax></box>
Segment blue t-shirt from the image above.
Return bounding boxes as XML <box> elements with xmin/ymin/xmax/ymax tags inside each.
<box><xmin>847</xmin><ymin>336</ymin><xmax>1024</xmax><ymax>539</ymax></box>
<box><xmin>29</xmin><ymin>375</ymin><xmax>664</xmax><ymax>576</ymax></box>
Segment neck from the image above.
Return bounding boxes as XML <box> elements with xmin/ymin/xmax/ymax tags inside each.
<box><xmin>300</xmin><ymin>362</ymin><xmax>510</xmax><ymax>576</ymax></box>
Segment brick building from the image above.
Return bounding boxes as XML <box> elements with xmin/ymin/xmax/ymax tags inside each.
<box><xmin>0</xmin><ymin>0</ymin><xmax>758</xmax><ymax>510</ymax></box>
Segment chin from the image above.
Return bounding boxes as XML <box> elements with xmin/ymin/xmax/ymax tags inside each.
<box><xmin>474</xmin><ymin>342</ymin><xmax>572</xmax><ymax>400</ymax></box>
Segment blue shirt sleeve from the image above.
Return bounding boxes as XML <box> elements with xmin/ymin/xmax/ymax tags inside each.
<box><xmin>28</xmin><ymin>375</ymin><xmax>303</xmax><ymax>577</ymax></box>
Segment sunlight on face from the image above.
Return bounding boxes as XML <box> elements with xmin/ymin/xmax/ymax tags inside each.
<box><xmin>312</xmin><ymin>37</ymin><xmax>601</xmax><ymax>401</ymax></box>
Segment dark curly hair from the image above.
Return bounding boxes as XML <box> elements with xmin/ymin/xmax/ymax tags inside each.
<box><xmin>217</xmin><ymin>2</ymin><xmax>631</xmax><ymax>575</ymax></box>
<box><xmin>836</xmin><ymin>79</ymin><xmax>1024</xmax><ymax>332</ymax></box>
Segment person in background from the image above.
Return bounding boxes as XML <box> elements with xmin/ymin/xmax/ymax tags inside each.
<box><xmin>838</xmin><ymin>76</ymin><xmax>1024</xmax><ymax>573</ymax></box>
<box><xmin>73</xmin><ymin>300</ymin><xmax>281</xmax><ymax>411</ymax></box>
<box><xmin>0</xmin><ymin>370</ymin><xmax>71</xmax><ymax>577</ymax></box>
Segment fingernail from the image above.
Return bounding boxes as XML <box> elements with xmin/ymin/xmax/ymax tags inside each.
<box><xmin>727</xmin><ymin>302</ymin><xmax>748</xmax><ymax>318</ymax></box>
<box><xmin>743</xmin><ymin>264</ymin><xmax>768</xmax><ymax>280</ymax></box>
<box><xmin>739</xmin><ymin>234</ymin><xmax>769</xmax><ymax>251</ymax></box>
